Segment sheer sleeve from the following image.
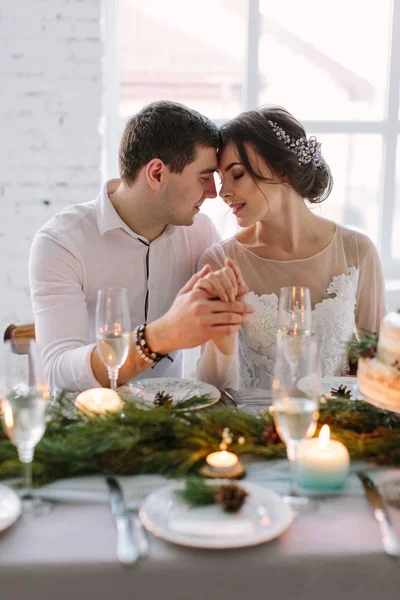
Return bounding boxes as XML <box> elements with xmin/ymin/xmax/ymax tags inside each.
<box><xmin>355</xmin><ymin>232</ymin><xmax>386</xmax><ymax>334</ymax></box>
<box><xmin>196</xmin><ymin>243</ymin><xmax>240</xmax><ymax>390</ymax></box>
<box><xmin>198</xmin><ymin>243</ymin><xmax>226</xmax><ymax>271</ymax></box>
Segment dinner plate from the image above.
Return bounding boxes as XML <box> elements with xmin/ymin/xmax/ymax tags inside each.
<box><xmin>0</xmin><ymin>484</ymin><xmax>22</xmax><ymax>532</ymax></box>
<box><xmin>321</xmin><ymin>376</ymin><xmax>358</xmax><ymax>399</ymax></box>
<box><xmin>120</xmin><ymin>378</ymin><xmax>221</xmax><ymax>411</ymax></box>
<box><xmin>139</xmin><ymin>481</ymin><xmax>293</xmax><ymax>549</ymax></box>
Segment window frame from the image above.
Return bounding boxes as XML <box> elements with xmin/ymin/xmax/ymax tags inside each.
<box><xmin>102</xmin><ymin>0</ymin><xmax>400</xmax><ymax>278</ymax></box>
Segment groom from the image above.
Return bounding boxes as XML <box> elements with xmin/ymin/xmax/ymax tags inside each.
<box><xmin>29</xmin><ymin>101</ymin><xmax>251</xmax><ymax>392</ymax></box>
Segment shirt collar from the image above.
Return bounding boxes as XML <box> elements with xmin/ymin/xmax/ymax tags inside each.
<box><xmin>96</xmin><ymin>179</ymin><xmax>176</xmax><ymax>243</ymax></box>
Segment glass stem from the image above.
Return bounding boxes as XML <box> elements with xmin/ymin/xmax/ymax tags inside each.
<box><xmin>286</xmin><ymin>440</ymin><xmax>299</xmax><ymax>497</ymax></box>
<box><xmin>107</xmin><ymin>367</ymin><xmax>119</xmax><ymax>391</ymax></box>
<box><xmin>18</xmin><ymin>447</ymin><xmax>34</xmax><ymax>500</ymax></box>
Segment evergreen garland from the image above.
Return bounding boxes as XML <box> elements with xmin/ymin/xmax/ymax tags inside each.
<box><xmin>0</xmin><ymin>391</ymin><xmax>400</xmax><ymax>487</ymax></box>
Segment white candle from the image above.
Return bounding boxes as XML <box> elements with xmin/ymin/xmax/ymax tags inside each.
<box><xmin>206</xmin><ymin>450</ymin><xmax>238</xmax><ymax>469</ymax></box>
<box><xmin>75</xmin><ymin>388</ymin><xmax>123</xmax><ymax>415</ymax></box>
<box><xmin>296</xmin><ymin>425</ymin><xmax>350</xmax><ymax>489</ymax></box>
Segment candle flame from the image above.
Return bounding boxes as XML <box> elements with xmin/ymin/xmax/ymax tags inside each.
<box><xmin>318</xmin><ymin>424</ymin><xmax>330</xmax><ymax>450</ymax></box>
<box><xmin>39</xmin><ymin>384</ymin><xmax>51</xmax><ymax>400</ymax></box>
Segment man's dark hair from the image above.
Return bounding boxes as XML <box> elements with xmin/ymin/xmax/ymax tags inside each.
<box><xmin>119</xmin><ymin>101</ymin><xmax>220</xmax><ymax>184</ymax></box>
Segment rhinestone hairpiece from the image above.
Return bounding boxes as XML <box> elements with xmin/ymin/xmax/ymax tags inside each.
<box><xmin>267</xmin><ymin>120</ymin><xmax>323</xmax><ymax>167</ymax></box>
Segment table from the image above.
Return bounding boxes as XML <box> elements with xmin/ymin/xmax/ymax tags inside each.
<box><xmin>0</xmin><ymin>475</ymin><xmax>399</xmax><ymax>600</ymax></box>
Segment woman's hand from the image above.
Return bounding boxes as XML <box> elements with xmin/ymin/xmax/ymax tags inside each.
<box><xmin>193</xmin><ymin>259</ymin><xmax>248</xmax><ymax>302</ymax></box>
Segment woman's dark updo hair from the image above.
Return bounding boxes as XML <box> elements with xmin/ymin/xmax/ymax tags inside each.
<box><xmin>220</xmin><ymin>105</ymin><xmax>333</xmax><ymax>204</ymax></box>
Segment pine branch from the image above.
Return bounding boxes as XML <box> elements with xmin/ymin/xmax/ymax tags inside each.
<box><xmin>0</xmin><ymin>393</ymin><xmax>399</xmax><ymax>487</ymax></box>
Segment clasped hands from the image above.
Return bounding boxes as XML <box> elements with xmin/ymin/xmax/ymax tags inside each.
<box><xmin>147</xmin><ymin>259</ymin><xmax>253</xmax><ymax>354</ymax></box>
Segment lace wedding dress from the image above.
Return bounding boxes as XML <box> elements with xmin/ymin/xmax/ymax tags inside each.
<box><xmin>196</xmin><ymin>226</ymin><xmax>386</xmax><ymax>391</ymax></box>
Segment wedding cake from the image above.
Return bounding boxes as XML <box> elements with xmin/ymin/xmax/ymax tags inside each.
<box><xmin>357</xmin><ymin>312</ymin><xmax>400</xmax><ymax>409</ymax></box>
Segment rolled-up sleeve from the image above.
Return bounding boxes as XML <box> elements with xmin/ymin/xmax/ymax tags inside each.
<box><xmin>29</xmin><ymin>232</ymin><xmax>100</xmax><ymax>392</ymax></box>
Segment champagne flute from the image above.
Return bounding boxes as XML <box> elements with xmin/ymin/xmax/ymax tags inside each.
<box><xmin>96</xmin><ymin>288</ymin><xmax>131</xmax><ymax>390</ymax></box>
<box><xmin>270</xmin><ymin>337</ymin><xmax>320</xmax><ymax>512</ymax></box>
<box><xmin>277</xmin><ymin>286</ymin><xmax>312</xmax><ymax>377</ymax></box>
<box><xmin>0</xmin><ymin>339</ymin><xmax>51</xmax><ymax>512</ymax></box>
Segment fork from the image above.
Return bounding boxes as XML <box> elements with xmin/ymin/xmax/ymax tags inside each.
<box><xmin>382</xmin><ymin>480</ymin><xmax>400</xmax><ymax>510</ymax></box>
<box><xmin>127</xmin><ymin>488</ymin><xmax>155</xmax><ymax>556</ymax></box>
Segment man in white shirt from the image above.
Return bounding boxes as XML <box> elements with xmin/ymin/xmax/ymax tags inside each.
<box><xmin>29</xmin><ymin>101</ymin><xmax>251</xmax><ymax>391</ymax></box>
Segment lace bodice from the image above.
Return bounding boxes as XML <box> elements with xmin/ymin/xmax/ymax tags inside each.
<box><xmin>239</xmin><ymin>267</ymin><xmax>359</xmax><ymax>389</ymax></box>
<box><xmin>196</xmin><ymin>225</ymin><xmax>386</xmax><ymax>391</ymax></box>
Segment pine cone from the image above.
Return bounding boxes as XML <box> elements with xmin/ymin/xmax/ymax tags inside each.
<box><xmin>216</xmin><ymin>483</ymin><xmax>248</xmax><ymax>512</ymax></box>
<box><xmin>154</xmin><ymin>391</ymin><xmax>173</xmax><ymax>408</ymax></box>
<box><xmin>331</xmin><ymin>384</ymin><xmax>352</xmax><ymax>399</ymax></box>
<box><xmin>262</xmin><ymin>420</ymin><xmax>281</xmax><ymax>445</ymax></box>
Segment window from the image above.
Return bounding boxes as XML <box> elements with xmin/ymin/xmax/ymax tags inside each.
<box><xmin>103</xmin><ymin>0</ymin><xmax>400</xmax><ymax>278</ymax></box>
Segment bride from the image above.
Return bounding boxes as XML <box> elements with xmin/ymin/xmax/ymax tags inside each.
<box><xmin>196</xmin><ymin>105</ymin><xmax>386</xmax><ymax>390</ymax></box>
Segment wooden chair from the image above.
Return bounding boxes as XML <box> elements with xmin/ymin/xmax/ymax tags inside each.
<box><xmin>3</xmin><ymin>323</ymin><xmax>36</xmax><ymax>355</ymax></box>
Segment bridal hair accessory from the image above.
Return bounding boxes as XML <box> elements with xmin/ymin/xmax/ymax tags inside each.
<box><xmin>268</xmin><ymin>120</ymin><xmax>323</xmax><ymax>167</ymax></box>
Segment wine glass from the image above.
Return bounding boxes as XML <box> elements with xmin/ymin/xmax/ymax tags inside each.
<box><xmin>277</xmin><ymin>286</ymin><xmax>312</xmax><ymax>377</ymax></box>
<box><xmin>96</xmin><ymin>288</ymin><xmax>131</xmax><ymax>390</ymax></box>
<box><xmin>0</xmin><ymin>339</ymin><xmax>51</xmax><ymax>512</ymax></box>
<box><xmin>270</xmin><ymin>337</ymin><xmax>320</xmax><ymax>512</ymax></box>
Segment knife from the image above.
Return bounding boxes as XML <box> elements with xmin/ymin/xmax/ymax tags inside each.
<box><xmin>357</xmin><ymin>472</ymin><xmax>400</xmax><ymax>557</ymax></box>
<box><xmin>223</xmin><ymin>388</ymin><xmax>240</xmax><ymax>407</ymax></box>
<box><xmin>106</xmin><ymin>476</ymin><xmax>139</xmax><ymax>565</ymax></box>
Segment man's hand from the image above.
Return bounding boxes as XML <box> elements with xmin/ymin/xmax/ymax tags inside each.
<box><xmin>146</xmin><ymin>284</ymin><xmax>253</xmax><ymax>354</ymax></box>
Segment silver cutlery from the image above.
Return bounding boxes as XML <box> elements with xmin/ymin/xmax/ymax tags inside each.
<box><xmin>106</xmin><ymin>476</ymin><xmax>139</xmax><ymax>565</ymax></box>
<box><xmin>381</xmin><ymin>479</ymin><xmax>400</xmax><ymax>510</ymax></box>
<box><xmin>358</xmin><ymin>472</ymin><xmax>400</xmax><ymax>557</ymax></box>
<box><xmin>128</xmin><ymin>489</ymin><xmax>150</xmax><ymax>556</ymax></box>
<box><xmin>223</xmin><ymin>388</ymin><xmax>240</xmax><ymax>407</ymax></box>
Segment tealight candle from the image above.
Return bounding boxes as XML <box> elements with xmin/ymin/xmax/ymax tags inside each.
<box><xmin>200</xmin><ymin>450</ymin><xmax>245</xmax><ymax>479</ymax></box>
<box><xmin>206</xmin><ymin>451</ymin><xmax>239</xmax><ymax>469</ymax></box>
<box><xmin>296</xmin><ymin>425</ymin><xmax>350</xmax><ymax>490</ymax></box>
<box><xmin>75</xmin><ymin>388</ymin><xmax>123</xmax><ymax>415</ymax></box>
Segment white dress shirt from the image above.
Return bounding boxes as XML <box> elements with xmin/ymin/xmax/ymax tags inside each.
<box><xmin>29</xmin><ymin>179</ymin><xmax>221</xmax><ymax>391</ymax></box>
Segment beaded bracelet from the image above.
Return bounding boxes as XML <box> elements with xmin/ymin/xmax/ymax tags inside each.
<box><xmin>133</xmin><ymin>324</ymin><xmax>173</xmax><ymax>368</ymax></box>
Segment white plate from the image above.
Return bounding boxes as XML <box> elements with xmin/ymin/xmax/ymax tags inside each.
<box><xmin>0</xmin><ymin>484</ymin><xmax>21</xmax><ymax>532</ymax></box>
<box><xmin>120</xmin><ymin>378</ymin><xmax>221</xmax><ymax>411</ymax></box>
<box><xmin>321</xmin><ymin>376</ymin><xmax>358</xmax><ymax>399</ymax></box>
<box><xmin>139</xmin><ymin>481</ymin><xmax>293</xmax><ymax>549</ymax></box>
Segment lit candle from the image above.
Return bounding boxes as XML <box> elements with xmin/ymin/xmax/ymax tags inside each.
<box><xmin>296</xmin><ymin>425</ymin><xmax>350</xmax><ymax>490</ymax></box>
<box><xmin>206</xmin><ymin>450</ymin><xmax>239</xmax><ymax>469</ymax></box>
<box><xmin>75</xmin><ymin>388</ymin><xmax>123</xmax><ymax>415</ymax></box>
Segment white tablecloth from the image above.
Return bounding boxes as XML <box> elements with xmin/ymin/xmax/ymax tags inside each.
<box><xmin>0</xmin><ymin>465</ymin><xmax>400</xmax><ymax>600</ymax></box>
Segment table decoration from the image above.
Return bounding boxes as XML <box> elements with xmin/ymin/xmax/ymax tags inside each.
<box><xmin>200</xmin><ymin>427</ymin><xmax>245</xmax><ymax>479</ymax></box>
<box><xmin>139</xmin><ymin>481</ymin><xmax>293</xmax><ymax>549</ymax></box>
<box><xmin>296</xmin><ymin>424</ymin><xmax>350</xmax><ymax>489</ymax></box>
<box><xmin>177</xmin><ymin>478</ymin><xmax>248</xmax><ymax>512</ymax></box>
<box><xmin>0</xmin><ymin>390</ymin><xmax>400</xmax><ymax>487</ymax></box>
<box><xmin>75</xmin><ymin>388</ymin><xmax>123</xmax><ymax>414</ymax></box>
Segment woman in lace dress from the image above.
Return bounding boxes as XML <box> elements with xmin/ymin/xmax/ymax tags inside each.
<box><xmin>196</xmin><ymin>105</ymin><xmax>386</xmax><ymax>390</ymax></box>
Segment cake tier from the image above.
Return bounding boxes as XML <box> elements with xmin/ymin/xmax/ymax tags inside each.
<box><xmin>377</xmin><ymin>312</ymin><xmax>400</xmax><ymax>367</ymax></box>
<box><xmin>357</xmin><ymin>357</ymin><xmax>400</xmax><ymax>408</ymax></box>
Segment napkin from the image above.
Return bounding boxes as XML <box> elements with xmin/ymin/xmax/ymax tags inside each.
<box><xmin>36</xmin><ymin>474</ymin><xmax>169</xmax><ymax>505</ymax></box>
<box><xmin>168</xmin><ymin>505</ymin><xmax>254</xmax><ymax>539</ymax></box>
<box><xmin>225</xmin><ymin>388</ymin><xmax>271</xmax><ymax>411</ymax></box>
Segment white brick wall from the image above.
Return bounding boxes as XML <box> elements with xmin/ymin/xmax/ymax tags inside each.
<box><xmin>0</xmin><ymin>0</ymin><xmax>102</xmax><ymax>340</ymax></box>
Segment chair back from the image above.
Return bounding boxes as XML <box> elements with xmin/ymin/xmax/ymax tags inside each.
<box><xmin>3</xmin><ymin>323</ymin><xmax>36</xmax><ymax>355</ymax></box>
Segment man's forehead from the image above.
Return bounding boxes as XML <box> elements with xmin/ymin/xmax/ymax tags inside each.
<box><xmin>194</xmin><ymin>145</ymin><xmax>218</xmax><ymax>172</ymax></box>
